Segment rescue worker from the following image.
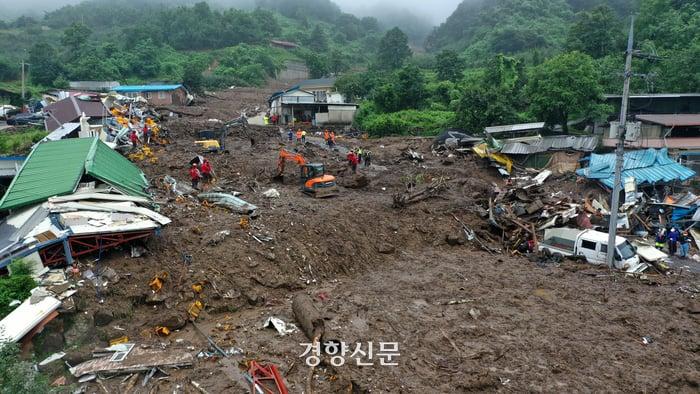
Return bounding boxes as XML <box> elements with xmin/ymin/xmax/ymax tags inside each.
<box><xmin>189</xmin><ymin>163</ymin><xmax>202</xmax><ymax>190</ymax></box>
<box><xmin>301</xmin><ymin>129</ymin><xmax>307</xmax><ymax>143</ymax></box>
<box><xmin>679</xmin><ymin>230</ymin><xmax>691</xmax><ymax>258</ymax></box>
<box><xmin>142</xmin><ymin>124</ymin><xmax>150</xmax><ymax>145</ymax></box>
<box><xmin>347</xmin><ymin>150</ymin><xmax>359</xmax><ymax>174</ymax></box>
<box><xmin>129</xmin><ymin>129</ymin><xmax>140</xmax><ymax>150</ymax></box>
<box><xmin>667</xmin><ymin>227</ymin><xmax>680</xmax><ymax>255</ymax></box>
<box><xmin>357</xmin><ymin>147</ymin><xmax>364</xmax><ymax>165</ymax></box>
<box><xmin>324</xmin><ymin>129</ymin><xmax>330</xmax><ymax>146</ymax></box>
<box><xmin>364</xmin><ymin>150</ymin><xmax>372</xmax><ymax>167</ymax></box>
<box><xmin>330</xmin><ymin>130</ymin><xmax>336</xmax><ymax>148</ymax></box>
<box><xmin>287</xmin><ymin>128</ymin><xmax>293</xmax><ymax>142</ymax></box>
<box><xmin>654</xmin><ymin>228</ymin><xmax>666</xmax><ymax>250</ymax></box>
<box><xmin>201</xmin><ymin>159</ymin><xmax>213</xmax><ymax>188</ymax></box>
<box><xmin>296</xmin><ymin>129</ymin><xmax>303</xmax><ymax>143</ymax></box>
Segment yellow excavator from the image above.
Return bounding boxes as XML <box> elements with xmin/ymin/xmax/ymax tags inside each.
<box><xmin>275</xmin><ymin>149</ymin><xmax>339</xmax><ymax>198</ymax></box>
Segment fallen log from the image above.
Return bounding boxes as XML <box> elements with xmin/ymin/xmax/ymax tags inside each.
<box><xmin>292</xmin><ymin>294</ymin><xmax>325</xmax><ymax>341</ymax></box>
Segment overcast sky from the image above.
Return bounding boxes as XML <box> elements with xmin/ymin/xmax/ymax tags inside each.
<box><xmin>0</xmin><ymin>0</ymin><xmax>463</xmax><ymax>25</ymax></box>
<box><xmin>334</xmin><ymin>0</ymin><xmax>462</xmax><ymax>25</ymax></box>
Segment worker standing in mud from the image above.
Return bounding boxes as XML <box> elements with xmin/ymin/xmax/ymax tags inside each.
<box><xmin>324</xmin><ymin>129</ymin><xmax>330</xmax><ymax>146</ymax></box>
<box><xmin>655</xmin><ymin>228</ymin><xmax>666</xmax><ymax>250</ymax></box>
<box><xmin>347</xmin><ymin>150</ymin><xmax>358</xmax><ymax>174</ymax></box>
<box><xmin>287</xmin><ymin>128</ymin><xmax>293</xmax><ymax>143</ymax></box>
<box><xmin>189</xmin><ymin>163</ymin><xmax>202</xmax><ymax>190</ymax></box>
<box><xmin>667</xmin><ymin>227</ymin><xmax>680</xmax><ymax>255</ymax></box>
<box><xmin>142</xmin><ymin>124</ymin><xmax>150</xmax><ymax>145</ymax></box>
<box><xmin>200</xmin><ymin>159</ymin><xmax>213</xmax><ymax>189</ymax></box>
<box><xmin>129</xmin><ymin>129</ymin><xmax>140</xmax><ymax>150</ymax></box>
<box><xmin>330</xmin><ymin>130</ymin><xmax>336</xmax><ymax>148</ymax></box>
<box><xmin>679</xmin><ymin>231</ymin><xmax>691</xmax><ymax>258</ymax></box>
<box><xmin>357</xmin><ymin>147</ymin><xmax>364</xmax><ymax>165</ymax></box>
<box><xmin>364</xmin><ymin>150</ymin><xmax>372</xmax><ymax>167</ymax></box>
<box><xmin>301</xmin><ymin>129</ymin><xmax>307</xmax><ymax>144</ymax></box>
<box><xmin>296</xmin><ymin>129</ymin><xmax>303</xmax><ymax>144</ymax></box>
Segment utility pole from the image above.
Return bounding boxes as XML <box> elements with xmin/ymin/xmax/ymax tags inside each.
<box><xmin>20</xmin><ymin>60</ymin><xmax>26</xmax><ymax>101</ymax></box>
<box><xmin>606</xmin><ymin>17</ymin><xmax>635</xmax><ymax>268</ymax></box>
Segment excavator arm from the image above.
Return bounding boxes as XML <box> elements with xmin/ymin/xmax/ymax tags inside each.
<box><xmin>276</xmin><ymin>149</ymin><xmax>306</xmax><ymax>177</ymax></box>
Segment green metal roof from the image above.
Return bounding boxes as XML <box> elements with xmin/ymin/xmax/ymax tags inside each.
<box><xmin>0</xmin><ymin>138</ymin><xmax>150</xmax><ymax>211</ymax></box>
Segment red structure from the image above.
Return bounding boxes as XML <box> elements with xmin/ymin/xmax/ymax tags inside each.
<box><xmin>248</xmin><ymin>361</ymin><xmax>288</xmax><ymax>394</ymax></box>
<box><xmin>38</xmin><ymin>230</ymin><xmax>154</xmax><ymax>267</ymax></box>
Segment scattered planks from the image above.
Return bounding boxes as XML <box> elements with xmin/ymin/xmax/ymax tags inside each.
<box><xmin>393</xmin><ymin>177</ymin><xmax>448</xmax><ymax>208</ymax></box>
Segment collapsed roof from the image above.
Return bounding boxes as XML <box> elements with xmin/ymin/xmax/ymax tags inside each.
<box><xmin>576</xmin><ymin>148</ymin><xmax>696</xmax><ymax>189</ymax></box>
<box><xmin>43</xmin><ymin>94</ymin><xmax>109</xmax><ymax>132</ymax></box>
<box><xmin>0</xmin><ymin>137</ymin><xmax>150</xmax><ymax>211</ymax></box>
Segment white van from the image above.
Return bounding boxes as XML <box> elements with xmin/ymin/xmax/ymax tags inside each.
<box><xmin>539</xmin><ymin>228</ymin><xmax>648</xmax><ymax>273</ymax></box>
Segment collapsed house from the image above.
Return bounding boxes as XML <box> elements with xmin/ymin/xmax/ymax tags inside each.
<box><xmin>0</xmin><ymin>137</ymin><xmax>169</xmax><ymax>270</ymax></box>
<box><xmin>43</xmin><ymin>94</ymin><xmax>110</xmax><ymax>133</ymax></box>
<box><xmin>112</xmin><ymin>84</ymin><xmax>192</xmax><ymax>106</ymax></box>
<box><xmin>576</xmin><ymin>148</ymin><xmax>696</xmax><ymax>190</ymax></box>
<box><xmin>268</xmin><ymin>78</ymin><xmax>358</xmax><ymax>126</ymax></box>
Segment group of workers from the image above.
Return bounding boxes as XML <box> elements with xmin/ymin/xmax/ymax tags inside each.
<box><xmin>189</xmin><ymin>159</ymin><xmax>214</xmax><ymax>190</ymax></box>
<box><xmin>655</xmin><ymin>227</ymin><xmax>692</xmax><ymax>258</ymax></box>
<box><xmin>287</xmin><ymin>128</ymin><xmax>309</xmax><ymax>144</ymax></box>
<box><xmin>129</xmin><ymin>123</ymin><xmax>153</xmax><ymax>149</ymax></box>
<box><xmin>346</xmin><ymin>147</ymin><xmax>372</xmax><ymax>174</ymax></box>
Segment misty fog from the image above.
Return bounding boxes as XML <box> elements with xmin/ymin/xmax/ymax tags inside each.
<box><xmin>0</xmin><ymin>0</ymin><xmax>462</xmax><ymax>27</ymax></box>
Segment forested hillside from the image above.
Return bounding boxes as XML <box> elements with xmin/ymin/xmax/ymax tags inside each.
<box><xmin>0</xmin><ymin>0</ymin><xmax>381</xmax><ymax>91</ymax></box>
<box><xmin>342</xmin><ymin>0</ymin><xmax>698</xmax><ymax>136</ymax></box>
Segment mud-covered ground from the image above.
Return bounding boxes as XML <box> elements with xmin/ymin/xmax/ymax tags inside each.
<box><xmin>49</xmin><ymin>88</ymin><xmax>700</xmax><ymax>393</ymax></box>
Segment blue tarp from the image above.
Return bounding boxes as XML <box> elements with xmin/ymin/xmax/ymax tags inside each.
<box><xmin>576</xmin><ymin>148</ymin><xmax>696</xmax><ymax>189</ymax></box>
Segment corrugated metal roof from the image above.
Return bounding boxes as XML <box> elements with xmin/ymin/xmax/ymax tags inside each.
<box><xmin>576</xmin><ymin>148</ymin><xmax>696</xmax><ymax>189</ymax></box>
<box><xmin>484</xmin><ymin>122</ymin><xmax>546</xmax><ymax>134</ymax></box>
<box><xmin>636</xmin><ymin>114</ymin><xmax>700</xmax><ymax>127</ymax></box>
<box><xmin>43</xmin><ymin>123</ymin><xmax>80</xmax><ymax>141</ymax></box>
<box><xmin>500</xmin><ymin>135</ymin><xmax>599</xmax><ymax>154</ymax></box>
<box><xmin>86</xmin><ymin>141</ymin><xmax>149</xmax><ymax>198</ymax></box>
<box><xmin>113</xmin><ymin>84</ymin><xmax>183</xmax><ymax>93</ymax></box>
<box><xmin>0</xmin><ymin>138</ymin><xmax>149</xmax><ymax>211</ymax></box>
<box><xmin>43</xmin><ymin>95</ymin><xmax>109</xmax><ymax>132</ymax></box>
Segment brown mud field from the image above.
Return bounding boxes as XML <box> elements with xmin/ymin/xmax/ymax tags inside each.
<box><xmin>49</xmin><ymin>88</ymin><xmax>699</xmax><ymax>393</ymax></box>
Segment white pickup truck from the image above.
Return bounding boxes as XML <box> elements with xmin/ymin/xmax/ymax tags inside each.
<box><xmin>538</xmin><ymin>228</ymin><xmax>648</xmax><ymax>273</ymax></box>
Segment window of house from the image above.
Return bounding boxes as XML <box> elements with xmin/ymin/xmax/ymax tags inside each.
<box><xmin>313</xmin><ymin>91</ymin><xmax>327</xmax><ymax>103</ymax></box>
<box><xmin>581</xmin><ymin>240</ymin><xmax>597</xmax><ymax>250</ymax></box>
<box><xmin>158</xmin><ymin>91</ymin><xmax>167</xmax><ymax>99</ymax></box>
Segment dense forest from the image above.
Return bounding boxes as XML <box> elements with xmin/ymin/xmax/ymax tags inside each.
<box><xmin>345</xmin><ymin>0</ymin><xmax>699</xmax><ymax>135</ymax></box>
<box><xmin>0</xmin><ymin>0</ymin><xmax>384</xmax><ymax>91</ymax></box>
<box><xmin>0</xmin><ymin>0</ymin><xmax>698</xmax><ymax>136</ymax></box>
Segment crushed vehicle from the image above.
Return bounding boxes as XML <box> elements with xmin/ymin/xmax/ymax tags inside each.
<box><xmin>539</xmin><ymin>227</ymin><xmax>648</xmax><ymax>273</ymax></box>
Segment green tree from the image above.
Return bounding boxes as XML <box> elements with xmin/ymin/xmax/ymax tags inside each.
<box><xmin>435</xmin><ymin>49</ymin><xmax>464</xmax><ymax>82</ymax></box>
<box><xmin>306</xmin><ymin>25</ymin><xmax>329</xmax><ymax>53</ymax></box>
<box><xmin>28</xmin><ymin>42</ymin><xmax>63</xmax><ymax>86</ymax></box>
<box><xmin>376</xmin><ymin>27</ymin><xmax>412</xmax><ymax>70</ymax></box>
<box><xmin>526</xmin><ymin>52</ymin><xmax>608</xmax><ymax>132</ymax></box>
<box><xmin>566</xmin><ymin>6</ymin><xmax>622</xmax><ymax>58</ymax></box>
<box><xmin>0</xmin><ymin>342</ymin><xmax>49</xmax><ymax>393</ymax></box>
<box><xmin>183</xmin><ymin>60</ymin><xmax>206</xmax><ymax>94</ymax></box>
<box><xmin>301</xmin><ymin>51</ymin><xmax>329</xmax><ymax>78</ymax></box>
<box><xmin>0</xmin><ymin>60</ymin><xmax>18</xmax><ymax>81</ymax></box>
<box><xmin>395</xmin><ymin>64</ymin><xmax>426</xmax><ymax>110</ymax></box>
<box><xmin>334</xmin><ymin>72</ymin><xmax>377</xmax><ymax>101</ymax></box>
<box><xmin>455</xmin><ymin>85</ymin><xmax>522</xmax><ymax>133</ymax></box>
<box><xmin>61</xmin><ymin>22</ymin><xmax>92</xmax><ymax>52</ymax></box>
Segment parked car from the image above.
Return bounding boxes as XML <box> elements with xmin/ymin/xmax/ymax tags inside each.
<box><xmin>538</xmin><ymin>227</ymin><xmax>648</xmax><ymax>273</ymax></box>
<box><xmin>0</xmin><ymin>105</ymin><xmax>19</xmax><ymax>120</ymax></box>
<box><xmin>6</xmin><ymin>112</ymin><xmax>44</xmax><ymax>126</ymax></box>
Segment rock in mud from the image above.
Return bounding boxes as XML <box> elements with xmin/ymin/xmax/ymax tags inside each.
<box><xmin>93</xmin><ymin>310</ymin><xmax>114</xmax><ymax>327</ymax></box>
<box><xmin>378</xmin><ymin>243</ymin><xmax>395</xmax><ymax>254</ymax></box>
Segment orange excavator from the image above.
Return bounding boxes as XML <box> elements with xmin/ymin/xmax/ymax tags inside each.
<box><xmin>275</xmin><ymin>149</ymin><xmax>339</xmax><ymax>198</ymax></box>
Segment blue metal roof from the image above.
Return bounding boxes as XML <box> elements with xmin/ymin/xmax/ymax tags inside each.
<box><xmin>576</xmin><ymin>148</ymin><xmax>696</xmax><ymax>189</ymax></box>
<box><xmin>113</xmin><ymin>84</ymin><xmax>183</xmax><ymax>93</ymax></box>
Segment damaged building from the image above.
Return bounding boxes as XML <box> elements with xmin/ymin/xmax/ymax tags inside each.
<box><xmin>0</xmin><ymin>137</ymin><xmax>169</xmax><ymax>270</ymax></box>
<box><xmin>268</xmin><ymin>78</ymin><xmax>358</xmax><ymax>126</ymax></box>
